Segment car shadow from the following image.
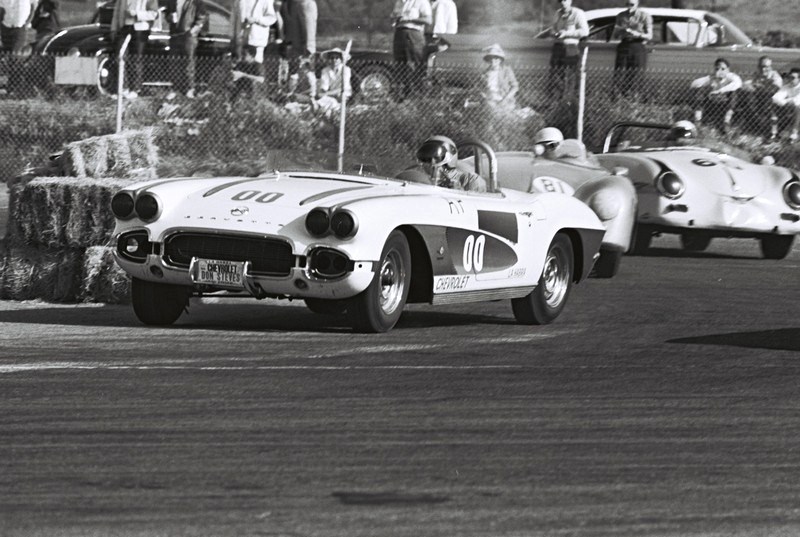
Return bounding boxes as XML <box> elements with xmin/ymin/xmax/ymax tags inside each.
<box><xmin>668</xmin><ymin>328</ymin><xmax>800</xmax><ymax>352</ymax></box>
<box><xmin>631</xmin><ymin>248</ymin><xmax>763</xmax><ymax>260</ymax></box>
<box><xmin>0</xmin><ymin>303</ymin><xmax>512</xmax><ymax>333</ymax></box>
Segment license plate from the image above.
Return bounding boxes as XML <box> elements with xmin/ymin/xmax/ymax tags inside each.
<box><xmin>193</xmin><ymin>258</ymin><xmax>245</xmax><ymax>288</ymax></box>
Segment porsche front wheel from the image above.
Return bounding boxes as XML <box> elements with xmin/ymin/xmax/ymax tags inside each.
<box><xmin>131</xmin><ymin>278</ymin><xmax>191</xmax><ymax>326</ymax></box>
<box><xmin>348</xmin><ymin>231</ymin><xmax>411</xmax><ymax>333</ymax></box>
<box><xmin>512</xmin><ymin>233</ymin><xmax>573</xmax><ymax>325</ymax></box>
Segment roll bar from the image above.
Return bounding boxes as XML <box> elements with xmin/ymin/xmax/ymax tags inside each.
<box><xmin>457</xmin><ymin>139</ymin><xmax>498</xmax><ymax>193</ymax></box>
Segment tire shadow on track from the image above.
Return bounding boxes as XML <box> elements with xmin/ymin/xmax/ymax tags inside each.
<box><xmin>668</xmin><ymin>328</ymin><xmax>800</xmax><ymax>352</ymax></box>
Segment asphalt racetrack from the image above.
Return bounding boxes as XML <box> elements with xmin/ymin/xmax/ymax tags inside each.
<box><xmin>1</xmin><ymin>236</ymin><xmax>798</xmax><ymax>537</ymax></box>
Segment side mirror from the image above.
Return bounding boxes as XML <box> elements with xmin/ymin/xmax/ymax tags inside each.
<box><xmin>533</xmin><ymin>144</ymin><xmax>545</xmax><ymax>157</ymax></box>
<box><xmin>612</xmin><ymin>166</ymin><xmax>629</xmax><ymax>176</ymax></box>
<box><xmin>760</xmin><ymin>155</ymin><xmax>776</xmax><ymax>166</ymax></box>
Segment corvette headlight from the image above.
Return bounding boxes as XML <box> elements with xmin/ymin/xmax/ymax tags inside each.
<box><xmin>330</xmin><ymin>210</ymin><xmax>358</xmax><ymax>239</ymax></box>
<box><xmin>656</xmin><ymin>171</ymin><xmax>685</xmax><ymax>199</ymax></box>
<box><xmin>588</xmin><ymin>191</ymin><xmax>621</xmax><ymax>221</ymax></box>
<box><xmin>134</xmin><ymin>193</ymin><xmax>161</xmax><ymax>222</ymax></box>
<box><xmin>306</xmin><ymin>208</ymin><xmax>330</xmax><ymax>237</ymax></box>
<box><xmin>783</xmin><ymin>181</ymin><xmax>800</xmax><ymax>210</ymax></box>
<box><xmin>111</xmin><ymin>191</ymin><xmax>135</xmax><ymax>219</ymax></box>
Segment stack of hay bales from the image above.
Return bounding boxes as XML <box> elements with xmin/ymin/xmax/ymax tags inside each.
<box><xmin>0</xmin><ymin>129</ymin><xmax>158</xmax><ymax>303</ymax></box>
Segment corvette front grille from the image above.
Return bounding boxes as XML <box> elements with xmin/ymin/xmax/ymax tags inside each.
<box><xmin>163</xmin><ymin>233</ymin><xmax>294</xmax><ymax>276</ymax></box>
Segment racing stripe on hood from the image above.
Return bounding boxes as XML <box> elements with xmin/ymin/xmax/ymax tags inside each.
<box><xmin>300</xmin><ymin>185</ymin><xmax>374</xmax><ymax>205</ymax></box>
<box><xmin>478</xmin><ymin>211</ymin><xmax>518</xmax><ymax>243</ymax></box>
<box><xmin>203</xmin><ymin>178</ymin><xmax>269</xmax><ymax>197</ymax></box>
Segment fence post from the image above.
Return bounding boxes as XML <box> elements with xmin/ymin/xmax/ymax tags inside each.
<box><xmin>337</xmin><ymin>40</ymin><xmax>353</xmax><ymax>173</ymax></box>
<box><xmin>116</xmin><ymin>33</ymin><xmax>132</xmax><ymax>134</ymax></box>
<box><xmin>577</xmin><ymin>46</ymin><xmax>588</xmax><ymax>143</ymax></box>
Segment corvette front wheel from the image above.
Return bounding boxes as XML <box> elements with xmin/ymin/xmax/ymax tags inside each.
<box><xmin>348</xmin><ymin>231</ymin><xmax>411</xmax><ymax>333</ymax></box>
<box><xmin>512</xmin><ymin>233</ymin><xmax>573</xmax><ymax>325</ymax></box>
<box><xmin>131</xmin><ymin>278</ymin><xmax>191</xmax><ymax>326</ymax></box>
<box><xmin>304</xmin><ymin>298</ymin><xmax>348</xmax><ymax>315</ymax></box>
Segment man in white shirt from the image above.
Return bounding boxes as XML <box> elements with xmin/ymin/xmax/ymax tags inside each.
<box><xmin>0</xmin><ymin>0</ymin><xmax>37</xmax><ymax>54</ymax></box>
<box><xmin>430</xmin><ymin>0</ymin><xmax>457</xmax><ymax>36</ymax></box>
<box><xmin>772</xmin><ymin>68</ymin><xmax>800</xmax><ymax>142</ymax></box>
<box><xmin>391</xmin><ymin>0</ymin><xmax>432</xmax><ymax>97</ymax></box>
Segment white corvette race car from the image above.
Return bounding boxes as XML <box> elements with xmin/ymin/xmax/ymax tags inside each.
<box><xmin>596</xmin><ymin>122</ymin><xmax>800</xmax><ymax>258</ymax></box>
<box><xmin>111</xmin><ymin>141</ymin><xmax>605</xmax><ymax>332</ymax></box>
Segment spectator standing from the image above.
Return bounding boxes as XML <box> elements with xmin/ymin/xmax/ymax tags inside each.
<box><xmin>315</xmin><ymin>47</ymin><xmax>352</xmax><ymax>118</ymax></box>
<box><xmin>611</xmin><ymin>0</ymin><xmax>652</xmax><ymax>98</ymax></box>
<box><xmin>772</xmin><ymin>68</ymin><xmax>800</xmax><ymax>142</ymax></box>
<box><xmin>279</xmin><ymin>0</ymin><xmax>317</xmax><ymax>87</ymax></box>
<box><xmin>165</xmin><ymin>0</ymin><xmax>207</xmax><ymax>99</ymax></box>
<box><xmin>547</xmin><ymin>0</ymin><xmax>588</xmax><ymax>98</ymax></box>
<box><xmin>741</xmin><ymin>55</ymin><xmax>783</xmax><ymax>139</ymax></box>
<box><xmin>0</xmin><ymin>0</ymin><xmax>37</xmax><ymax>54</ymax></box>
<box><xmin>111</xmin><ymin>0</ymin><xmax>159</xmax><ymax>99</ymax></box>
<box><xmin>391</xmin><ymin>0</ymin><xmax>432</xmax><ymax>97</ymax></box>
<box><xmin>480</xmin><ymin>43</ymin><xmax>518</xmax><ymax>113</ymax></box>
<box><xmin>230</xmin><ymin>0</ymin><xmax>277</xmax><ymax>95</ymax></box>
<box><xmin>690</xmin><ymin>57</ymin><xmax>742</xmax><ymax>133</ymax></box>
<box><xmin>429</xmin><ymin>0</ymin><xmax>457</xmax><ymax>37</ymax></box>
<box><xmin>31</xmin><ymin>0</ymin><xmax>59</xmax><ymax>50</ymax></box>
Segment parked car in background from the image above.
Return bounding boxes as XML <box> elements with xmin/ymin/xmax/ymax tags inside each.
<box><xmin>595</xmin><ymin>121</ymin><xmax>800</xmax><ymax>259</ymax></box>
<box><xmin>110</xmin><ymin>140</ymin><xmax>605</xmax><ymax>332</ymax></box>
<box><xmin>430</xmin><ymin>8</ymin><xmax>800</xmax><ymax>89</ymax></box>
<box><xmin>33</xmin><ymin>0</ymin><xmax>393</xmax><ymax>98</ymax></box>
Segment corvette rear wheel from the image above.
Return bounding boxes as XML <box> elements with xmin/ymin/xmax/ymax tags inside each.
<box><xmin>131</xmin><ymin>278</ymin><xmax>192</xmax><ymax>326</ymax></box>
<box><xmin>348</xmin><ymin>231</ymin><xmax>411</xmax><ymax>333</ymax></box>
<box><xmin>304</xmin><ymin>298</ymin><xmax>348</xmax><ymax>315</ymax></box>
<box><xmin>760</xmin><ymin>235</ymin><xmax>795</xmax><ymax>260</ymax></box>
<box><xmin>512</xmin><ymin>233</ymin><xmax>573</xmax><ymax>325</ymax></box>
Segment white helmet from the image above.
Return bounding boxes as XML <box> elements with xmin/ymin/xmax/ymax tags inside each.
<box><xmin>670</xmin><ymin>120</ymin><xmax>697</xmax><ymax>140</ymax></box>
<box><xmin>416</xmin><ymin>135</ymin><xmax>458</xmax><ymax>167</ymax></box>
<box><xmin>534</xmin><ymin>127</ymin><xmax>565</xmax><ymax>146</ymax></box>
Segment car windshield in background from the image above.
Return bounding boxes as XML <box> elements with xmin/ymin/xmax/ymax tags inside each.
<box><xmin>704</xmin><ymin>13</ymin><xmax>752</xmax><ymax>46</ymax></box>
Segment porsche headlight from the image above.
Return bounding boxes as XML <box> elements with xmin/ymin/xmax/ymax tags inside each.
<box><xmin>66</xmin><ymin>47</ymin><xmax>81</xmax><ymax>57</ymax></box>
<box><xmin>783</xmin><ymin>181</ymin><xmax>800</xmax><ymax>210</ymax></box>
<box><xmin>656</xmin><ymin>171</ymin><xmax>685</xmax><ymax>199</ymax></box>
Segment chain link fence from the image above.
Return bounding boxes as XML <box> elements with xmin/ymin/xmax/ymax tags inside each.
<box><xmin>2</xmin><ymin>48</ymin><xmax>800</xmax><ymax>181</ymax></box>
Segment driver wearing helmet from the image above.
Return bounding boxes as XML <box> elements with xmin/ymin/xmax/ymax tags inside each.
<box><xmin>534</xmin><ymin>127</ymin><xmax>565</xmax><ymax>159</ymax></box>
<box><xmin>668</xmin><ymin>120</ymin><xmax>697</xmax><ymax>145</ymax></box>
<box><xmin>415</xmin><ymin>135</ymin><xmax>487</xmax><ymax>192</ymax></box>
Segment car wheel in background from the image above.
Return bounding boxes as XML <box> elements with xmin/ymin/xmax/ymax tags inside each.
<box><xmin>96</xmin><ymin>54</ymin><xmax>117</xmax><ymax>97</ymax></box>
<box><xmin>592</xmin><ymin>249</ymin><xmax>622</xmax><ymax>278</ymax></box>
<box><xmin>512</xmin><ymin>233</ymin><xmax>573</xmax><ymax>325</ymax></box>
<box><xmin>131</xmin><ymin>278</ymin><xmax>192</xmax><ymax>326</ymax></box>
<box><xmin>304</xmin><ymin>298</ymin><xmax>348</xmax><ymax>315</ymax></box>
<box><xmin>354</xmin><ymin>64</ymin><xmax>394</xmax><ymax>103</ymax></box>
<box><xmin>680</xmin><ymin>232</ymin><xmax>712</xmax><ymax>252</ymax></box>
<box><xmin>348</xmin><ymin>230</ymin><xmax>411</xmax><ymax>333</ymax></box>
<box><xmin>629</xmin><ymin>222</ymin><xmax>653</xmax><ymax>255</ymax></box>
<box><xmin>760</xmin><ymin>235</ymin><xmax>795</xmax><ymax>260</ymax></box>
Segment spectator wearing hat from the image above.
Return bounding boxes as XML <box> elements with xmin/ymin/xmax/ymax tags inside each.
<box><xmin>772</xmin><ymin>67</ymin><xmax>800</xmax><ymax>142</ymax></box>
<box><xmin>391</xmin><ymin>0</ymin><xmax>432</xmax><ymax>97</ymax></box>
<box><xmin>480</xmin><ymin>44</ymin><xmax>518</xmax><ymax>112</ymax></box>
<box><xmin>165</xmin><ymin>0</ymin><xmax>208</xmax><ymax>99</ymax></box>
<box><xmin>315</xmin><ymin>47</ymin><xmax>352</xmax><ymax>118</ymax></box>
<box><xmin>611</xmin><ymin>0</ymin><xmax>652</xmax><ymax>98</ymax></box>
<box><xmin>111</xmin><ymin>0</ymin><xmax>160</xmax><ymax>98</ymax></box>
<box><xmin>1</xmin><ymin>0</ymin><xmax>37</xmax><ymax>54</ymax></box>
<box><xmin>690</xmin><ymin>57</ymin><xmax>742</xmax><ymax>133</ymax></box>
<box><xmin>548</xmin><ymin>0</ymin><xmax>588</xmax><ymax>98</ymax></box>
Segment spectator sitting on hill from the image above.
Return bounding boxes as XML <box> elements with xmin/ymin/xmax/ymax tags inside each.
<box><xmin>690</xmin><ymin>57</ymin><xmax>742</xmax><ymax>133</ymax></box>
<box><xmin>741</xmin><ymin>55</ymin><xmax>783</xmax><ymax>139</ymax></box>
<box><xmin>284</xmin><ymin>54</ymin><xmax>318</xmax><ymax>114</ymax></box>
<box><xmin>313</xmin><ymin>47</ymin><xmax>352</xmax><ymax>118</ymax></box>
<box><xmin>771</xmin><ymin>67</ymin><xmax>800</xmax><ymax>143</ymax></box>
<box><xmin>480</xmin><ymin>44</ymin><xmax>518</xmax><ymax>113</ymax></box>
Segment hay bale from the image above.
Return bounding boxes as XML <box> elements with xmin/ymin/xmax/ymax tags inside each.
<box><xmin>0</xmin><ymin>245</ymin><xmax>85</xmax><ymax>302</ymax></box>
<box><xmin>82</xmin><ymin>246</ymin><xmax>130</xmax><ymax>304</ymax></box>
<box><xmin>8</xmin><ymin>176</ymin><xmax>138</xmax><ymax>249</ymax></box>
<box><xmin>60</xmin><ymin>128</ymin><xmax>158</xmax><ymax>179</ymax></box>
